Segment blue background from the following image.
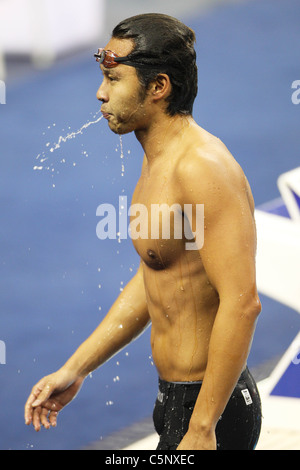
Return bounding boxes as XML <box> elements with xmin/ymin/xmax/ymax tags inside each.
<box><xmin>0</xmin><ymin>0</ymin><xmax>300</xmax><ymax>450</ymax></box>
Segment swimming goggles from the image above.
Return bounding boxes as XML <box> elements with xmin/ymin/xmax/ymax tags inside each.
<box><xmin>94</xmin><ymin>48</ymin><xmax>131</xmax><ymax>68</ymax></box>
<box><xmin>94</xmin><ymin>48</ymin><xmax>164</xmax><ymax>69</ymax></box>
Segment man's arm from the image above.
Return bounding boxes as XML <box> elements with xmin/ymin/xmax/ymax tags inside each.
<box><xmin>177</xmin><ymin>151</ymin><xmax>261</xmax><ymax>449</ymax></box>
<box><xmin>25</xmin><ymin>262</ymin><xmax>150</xmax><ymax>430</ymax></box>
<box><xmin>61</xmin><ymin>261</ymin><xmax>149</xmax><ymax>377</ymax></box>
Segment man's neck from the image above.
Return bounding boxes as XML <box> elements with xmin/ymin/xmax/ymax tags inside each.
<box><xmin>134</xmin><ymin>112</ymin><xmax>194</xmax><ymax>164</ymax></box>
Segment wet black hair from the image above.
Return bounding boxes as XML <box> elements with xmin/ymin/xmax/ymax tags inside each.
<box><xmin>112</xmin><ymin>13</ymin><xmax>198</xmax><ymax>116</ymax></box>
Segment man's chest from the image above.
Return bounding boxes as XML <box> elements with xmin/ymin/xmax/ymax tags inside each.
<box><xmin>130</xmin><ymin>172</ymin><xmax>193</xmax><ymax>268</ymax></box>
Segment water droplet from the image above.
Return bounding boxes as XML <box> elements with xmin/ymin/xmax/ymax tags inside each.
<box><xmin>119</xmin><ymin>136</ymin><xmax>125</xmax><ymax>177</ymax></box>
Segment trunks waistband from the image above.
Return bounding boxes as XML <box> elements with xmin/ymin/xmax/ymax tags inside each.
<box><xmin>159</xmin><ymin>366</ymin><xmax>249</xmax><ymax>388</ymax></box>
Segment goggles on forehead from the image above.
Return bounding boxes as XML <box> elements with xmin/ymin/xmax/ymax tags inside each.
<box><xmin>94</xmin><ymin>48</ymin><xmax>165</xmax><ymax>70</ymax></box>
<box><xmin>94</xmin><ymin>48</ymin><xmax>130</xmax><ymax>68</ymax></box>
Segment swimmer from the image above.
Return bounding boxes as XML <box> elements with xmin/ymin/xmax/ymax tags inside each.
<box><xmin>25</xmin><ymin>14</ymin><xmax>262</xmax><ymax>450</ymax></box>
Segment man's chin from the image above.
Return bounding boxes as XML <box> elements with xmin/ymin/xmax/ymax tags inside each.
<box><xmin>108</xmin><ymin>120</ymin><xmax>133</xmax><ymax>136</ymax></box>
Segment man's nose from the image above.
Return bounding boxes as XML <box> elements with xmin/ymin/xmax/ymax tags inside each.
<box><xmin>97</xmin><ymin>81</ymin><xmax>108</xmax><ymax>102</ymax></box>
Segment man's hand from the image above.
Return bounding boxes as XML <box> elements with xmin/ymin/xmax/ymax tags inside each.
<box><xmin>24</xmin><ymin>370</ymin><xmax>84</xmax><ymax>431</ymax></box>
<box><xmin>177</xmin><ymin>428</ymin><xmax>217</xmax><ymax>450</ymax></box>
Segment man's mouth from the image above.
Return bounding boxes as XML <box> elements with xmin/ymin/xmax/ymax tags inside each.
<box><xmin>101</xmin><ymin>110</ymin><xmax>112</xmax><ymax>119</ymax></box>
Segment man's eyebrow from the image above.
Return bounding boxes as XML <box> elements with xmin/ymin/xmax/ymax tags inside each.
<box><xmin>101</xmin><ymin>66</ymin><xmax>120</xmax><ymax>77</ymax></box>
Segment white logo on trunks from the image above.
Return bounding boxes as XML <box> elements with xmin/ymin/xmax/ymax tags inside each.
<box><xmin>241</xmin><ymin>388</ymin><xmax>253</xmax><ymax>405</ymax></box>
<box><xmin>157</xmin><ymin>391</ymin><xmax>164</xmax><ymax>403</ymax></box>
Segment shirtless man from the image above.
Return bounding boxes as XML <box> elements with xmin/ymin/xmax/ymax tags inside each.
<box><xmin>25</xmin><ymin>14</ymin><xmax>262</xmax><ymax>450</ymax></box>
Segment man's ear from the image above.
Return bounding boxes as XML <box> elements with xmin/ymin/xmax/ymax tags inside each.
<box><xmin>151</xmin><ymin>73</ymin><xmax>172</xmax><ymax>102</ymax></box>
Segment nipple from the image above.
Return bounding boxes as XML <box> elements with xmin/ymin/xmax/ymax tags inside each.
<box><xmin>147</xmin><ymin>249</ymin><xmax>156</xmax><ymax>259</ymax></box>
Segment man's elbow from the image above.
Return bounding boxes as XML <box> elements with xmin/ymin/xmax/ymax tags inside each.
<box><xmin>219</xmin><ymin>286</ymin><xmax>262</xmax><ymax>321</ymax></box>
<box><xmin>251</xmin><ymin>295</ymin><xmax>262</xmax><ymax>317</ymax></box>
<box><xmin>242</xmin><ymin>293</ymin><xmax>262</xmax><ymax>320</ymax></box>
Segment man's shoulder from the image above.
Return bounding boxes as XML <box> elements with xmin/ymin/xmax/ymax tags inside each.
<box><xmin>175</xmin><ymin>131</ymin><xmax>242</xmax><ymax>187</ymax></box>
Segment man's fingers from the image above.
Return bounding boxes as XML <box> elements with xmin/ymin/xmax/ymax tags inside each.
<box><xmin>32</xmin><ymin>406</ymin><xmax>42</xmax><ymax>432</ymax></box>
<box><xmin>24</xmin><ymin>378</ymin><xmax>56</xmax><ymax>427</ymax></box>
<box><xmin>40</xmin><ymin>408</ymin><xmax>51</xmax><ymax>430</ymax></box>
<box><xmin>49</xmin><ymin>410</ymin><xmax>58</xmax><ymax>427</ymax></box>
<box><xmin>25</xmin><ymin>392</ymin><xmax>39</xmax><ymax>424</ymax></box>
<box><xmin>29</xmin><ymin>404</ymin><xmax>58</xmax><ymax>431</ymax></box>
<box><xmin>31</xmin><ymin>382</ymin><xmax>54</xmax><ymax>407</ymax></box>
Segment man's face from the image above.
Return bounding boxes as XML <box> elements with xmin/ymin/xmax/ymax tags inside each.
<box><xmin>97</xmin><ymin>38</ymin><xmax>149</xmax><ymax>135</ymax></box>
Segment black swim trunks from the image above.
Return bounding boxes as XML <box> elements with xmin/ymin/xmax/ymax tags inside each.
<box><xmin>153</xmin><ymin>367</ymin><xmax>262</xmax><ymax>450</ymax></box>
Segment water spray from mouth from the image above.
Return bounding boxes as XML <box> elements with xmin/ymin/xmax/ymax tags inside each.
<box><xmin>33</xmin><ymin>109</ymin><xmax>129</xmax><ymax>189</ymax></box>
<box><xmin>49</xmin><ymin>115</ymin><xmax>103</xmax><ymax>153</ymax></box>
<box><xmin>33</xmin><ymin>110</ymin><xmax>103</xmax><ymax>172</ymax></box>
